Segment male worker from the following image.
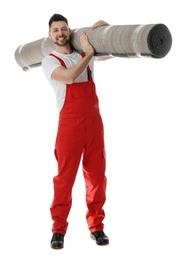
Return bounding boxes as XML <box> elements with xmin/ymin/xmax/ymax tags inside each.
<box><xmin>42</xmin><ymin>13</ymin><xmax>112</xmax><ymax>249</ymax></box>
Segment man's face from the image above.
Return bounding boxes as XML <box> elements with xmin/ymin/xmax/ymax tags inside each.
<box><xmin>49</xmin><ymin>21</ymin><xmax>71</xmax><ymax>46</ymax></box>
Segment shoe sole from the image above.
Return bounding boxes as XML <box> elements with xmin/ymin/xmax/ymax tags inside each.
<box><xmin>51</xmin><ymin>246</ymin><xmax>64</xmax><ymax>249</ymax></box>
<box><xmin>90</xmin><ymin>236</ymin><xmax>109</xmax><ymax>246</ymax></box>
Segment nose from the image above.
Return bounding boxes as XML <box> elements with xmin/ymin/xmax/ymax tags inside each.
<box><xmin>58</xmin><ymin>29</ymin><xmax>63</xmax><ymax>35</ymax></box>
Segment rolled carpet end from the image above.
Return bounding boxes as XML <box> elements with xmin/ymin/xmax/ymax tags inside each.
<box><xmin>147</xmin><ymin>23</ymin><xmax>172</xmax><ymax>58</ymax></box>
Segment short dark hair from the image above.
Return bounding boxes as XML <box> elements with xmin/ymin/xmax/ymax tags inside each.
<box><xmin>48</xmin><ymin>14</ymin><xmax>68</xmax><ymax>29</ymax></box>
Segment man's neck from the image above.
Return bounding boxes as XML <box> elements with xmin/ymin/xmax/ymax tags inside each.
<box><xmin>55</xmin><ymin>44</ymin><xmax>73</xmax><ymax>54</ymax></box>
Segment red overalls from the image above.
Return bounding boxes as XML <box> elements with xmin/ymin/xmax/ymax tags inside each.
<box><xmin>49</xmin><ymin>53</ymin><xmax>107</xmax><ymax>235</ymax></box>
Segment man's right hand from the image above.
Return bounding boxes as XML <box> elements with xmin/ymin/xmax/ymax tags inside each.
<box><xmin>80</xmin><ymin>32</ymin><xmax>95</xmax><ymax>56</ymax></box>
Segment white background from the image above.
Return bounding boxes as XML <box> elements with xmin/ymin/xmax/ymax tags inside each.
<box><xmin>0</xmin><ymin>0</ymin><xmax>183</xmax><ymax>259</ymax></box>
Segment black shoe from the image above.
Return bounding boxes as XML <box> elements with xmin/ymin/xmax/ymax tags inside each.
<box><xmin>90</xmin><ymin>230</ymin><xmax>109</xmax><ymax>245</ymax></box>
<box><xmin>50</xmin><ymin>233</ymin><xmax>64</xmax><ymax>249</ymax></box>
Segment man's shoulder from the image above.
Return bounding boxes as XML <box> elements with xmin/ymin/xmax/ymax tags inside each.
<box><xmin>42</xmin><ymin>53</ymin><xmax>60</xmax><ymax>65</ymax></box>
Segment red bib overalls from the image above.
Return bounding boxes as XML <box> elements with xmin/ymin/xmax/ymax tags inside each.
<box><xmin>49</xmin><ymin>53</ymin><xmax>107</xmax><ymax>235</ymax></box>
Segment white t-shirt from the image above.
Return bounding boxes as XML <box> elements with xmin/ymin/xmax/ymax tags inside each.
<box><xmin>42</xmin><ymin>50</ymin><xmax>95</xmax><ymax>112</ymax></box>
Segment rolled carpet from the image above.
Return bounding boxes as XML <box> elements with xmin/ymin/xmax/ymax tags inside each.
<box><xmin>14</xmin><ymin>23</ymin><xmax>172</xmax><ymax>71</ymax></box>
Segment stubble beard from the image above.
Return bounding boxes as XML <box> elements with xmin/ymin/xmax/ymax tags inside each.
<box><xmin>54</xmin><ymin>38</ymin><xmax>70</xmax><ymax>47</ymax></box>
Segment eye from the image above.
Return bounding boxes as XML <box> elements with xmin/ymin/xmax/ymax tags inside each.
<box><xmin>62</xmin><ymin>28</ymin><xmax>67</xmax><ymax>32</ymax></box>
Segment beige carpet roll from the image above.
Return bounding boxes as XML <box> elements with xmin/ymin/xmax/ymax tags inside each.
<box><xmin>14</xmin><ymin>23</ymin><xmax>172</xmax><ymax>71</ymax></box>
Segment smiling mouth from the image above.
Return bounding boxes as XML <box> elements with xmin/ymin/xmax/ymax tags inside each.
<box><xmin>57</xmin><ymin>37</ymin><xmax>65</xmax><ymax>42</ymax></box>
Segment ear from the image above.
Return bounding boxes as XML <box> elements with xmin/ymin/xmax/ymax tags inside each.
<box><xmin>69</xmin><ymin>28</ymin><xmax>72</xmax><ymax>35</ymax></box>
<box><xmin>48</xmin><ymin>31</ymin><xmax>51</xmax><ymax>39</ymax></box>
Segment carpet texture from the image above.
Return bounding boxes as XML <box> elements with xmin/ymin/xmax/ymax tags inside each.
<box><xmin>14</xmin><ymin>23</ymin><xmax>172</xmax><ymax>71</ymax></box>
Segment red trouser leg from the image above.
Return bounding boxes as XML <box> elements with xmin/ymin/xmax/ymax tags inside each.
<box><xmin>50</xmin><ymin>118</ymin><xmax>86</xmax><ymax>234</ymax></box>
<box><xmin>82</xmin><ymin>115</ymin><xmax>107</xmax><ymax>232</ymax></box>
<box><xmin>50</xmin><ymin>114</ymin><xmax>107</xmax><ymax>234</ymax></box>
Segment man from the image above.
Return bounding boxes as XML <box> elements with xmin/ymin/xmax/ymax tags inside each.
<box><xmin>42</xmin><ymin>13</ymin><xmax>111</xmax><ymax>249</ymax></box>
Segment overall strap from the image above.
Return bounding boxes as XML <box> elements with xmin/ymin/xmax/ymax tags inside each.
<box><xmin>49</xmin><ymin>53</ymin><xmax>66</xmax><ymax>68</ymax></box>
<box><xmin>81</xmin><ymin>52</ymin><xmax>92</xmax><ymax>81</ymax></box>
